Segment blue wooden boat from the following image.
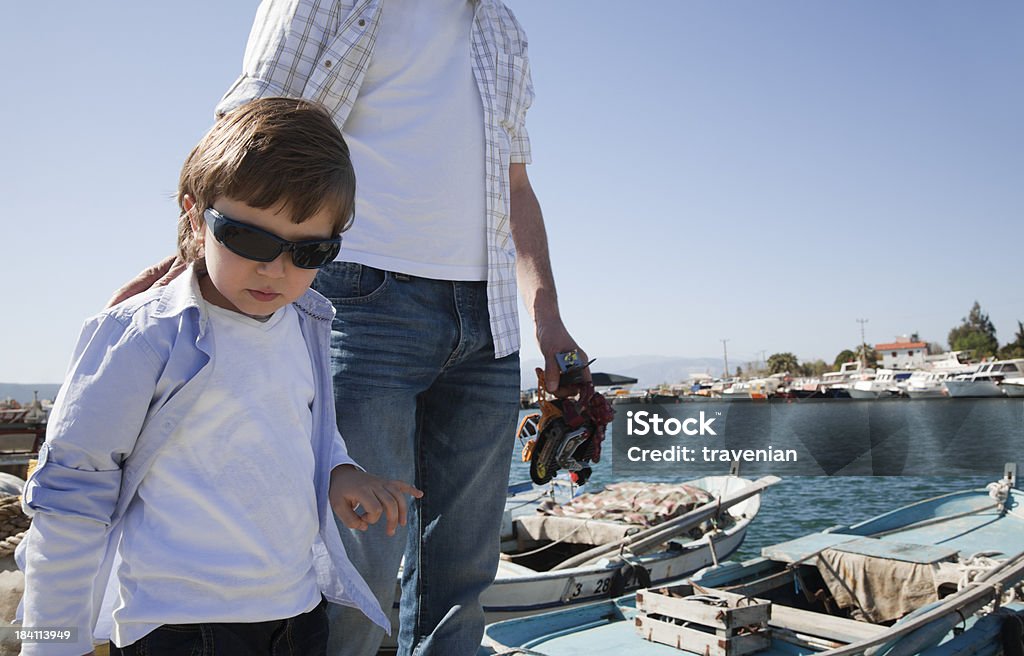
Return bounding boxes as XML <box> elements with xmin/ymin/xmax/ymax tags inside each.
<box><xmin>482</xmin><ymin>467</ymin><xmax>1024</xmax><ymax>656</ymax></box>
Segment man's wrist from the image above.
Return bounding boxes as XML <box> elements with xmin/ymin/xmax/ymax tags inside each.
<box><xmin>530</xmin><ymin>289</ymin><xmax>561</xmax><ymax>324</ymax></box>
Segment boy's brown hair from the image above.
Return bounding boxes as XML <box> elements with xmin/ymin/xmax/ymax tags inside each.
<box><xmin>177</xmin><ymin>98</ymin><xmax>355</xmax><ymax>262</ymax></box>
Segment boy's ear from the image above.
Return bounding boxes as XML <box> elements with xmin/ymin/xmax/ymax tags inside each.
<box><xmin>182</xmin><ymin>195</ymin><xmax>203</xmax><ymax>241</ymax></box>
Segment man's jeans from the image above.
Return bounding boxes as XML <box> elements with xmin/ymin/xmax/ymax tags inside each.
<box><xmin>312</xmin><ymin>263</ymin><xmax>520</xmax><ymax>656</ymax></box>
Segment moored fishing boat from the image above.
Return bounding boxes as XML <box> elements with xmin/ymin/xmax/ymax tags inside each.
<box><xmin>482</xmin><ymin>466</ymin><xmax>1024</xmax><ymax>656</ymax></box>
<box><xmin>378</xmin><ymin>410</ymin><xmax>775</xmax><ymax>650</ymax></box>
<box><xmin>483</xmin><ymin>474</ymin><xmax>773</xmax><ymax>624</ymax></box>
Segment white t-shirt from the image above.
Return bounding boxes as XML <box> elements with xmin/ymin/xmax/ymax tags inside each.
<box><xmin>341</xmin><ymin>0</ymin><xmax>488</xmax><ymax>280</ymax></box>
<box><xmin>111</xmin><ymin>302</ymin><xmax>321</xmax><ymax>646</ymax></box>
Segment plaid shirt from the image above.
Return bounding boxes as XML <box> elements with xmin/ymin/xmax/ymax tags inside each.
<box><xmin>217</xmin><ymin>0</ymin><xmax>533</xmax><ymax>358</ymax></box>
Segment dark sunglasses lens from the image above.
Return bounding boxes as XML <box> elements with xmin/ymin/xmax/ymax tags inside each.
<box><xmin>292</xmin><ymin>241</ymin><xmax>341</xmax><ymax>269</ymax></box>
<box><xmin>220</xmin><ymin>224</ymin><xmax>282</xmax><ymax>262</ymax></box>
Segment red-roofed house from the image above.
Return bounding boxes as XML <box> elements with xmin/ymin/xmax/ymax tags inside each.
<box><xmin>876</xmin><ymin>336</ymin><xmax>928</xmax><ymax>370</ymax></box>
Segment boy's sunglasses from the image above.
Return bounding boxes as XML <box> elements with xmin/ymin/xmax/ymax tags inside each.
<box><xmin>204</xmin><ymin>208</ymin><xmax>341</xmax><ymax>269</ymax></box>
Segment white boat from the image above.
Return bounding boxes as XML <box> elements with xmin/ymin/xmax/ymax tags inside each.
<box><xmin>721</xmin><ymin>376</ymin><xmax>782</xmax><ymax>401</ymax></box>
<box><xmin>379</xmin><ymin>475</ymin><xmax>772</xmax><ymax>646</ymax></box>
<box><xmin>821</xmin><ymin>361</ymin><xmax>875</xmax><ymax>398</ymax></box>
<box><xmin>485</xmin><ymin>474</ymin><xmax>771</xmax><ymax>624</ymax></box>
<box><xmin>847</xmin><ymin>369</ymin><xmax>907</xmax><ymax>399</ymax></box>
<box><xmin>1000</xmin><ymin>377</ymin><xmax>1024</xmax><ymax>397</ymax></box>
<box><xmin>902</xmin><ymin>352</ymin><xmax>976</xmax><ymax>399</ymax></box>
<box><xmin>944</xmin><ymin>358</ymin><xmax>1024</xmax><ymax>397</ymax></box>
<box><xmin>904</xmin><ymin>370</ymin><xmax>954</xmax><ymax>398</ymax></box>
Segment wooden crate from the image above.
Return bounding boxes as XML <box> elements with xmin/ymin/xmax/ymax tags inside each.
<box><xmin>635</xmin><ymin>584</ymin><xmax>771</xmax><ymax>656</ymax></box>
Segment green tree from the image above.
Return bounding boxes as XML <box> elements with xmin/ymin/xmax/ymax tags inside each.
<box><xmin>767</xmin><ymin>352</ymin><xmax>799</xmax><ymax>374</ymax></box>
<box><xmin>998</xmin><ymin>321</ymin><xmax>1024</xmax><ymax>359</ymax></box>
<box><xmin>800</xmin><ymin>359</ymin><xmax>830</xmax><ymax>377</ymax></box>
<box><xmin>854</xmin><ymin>344</ymin><xmax>879</xmax><ymax>368</ymax></box>
<box><xmin>948</xmin><ymin>301</ymin><xmax>998</xmax><ymax>358</ymax></box>
<box><xmin>833</xmin><ymin>349</ymin><xmax>856</xmax><ymax>369</ymax></box>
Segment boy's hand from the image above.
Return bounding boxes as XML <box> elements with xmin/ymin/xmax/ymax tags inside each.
<box><xmin>329</xmin><ymin>465</ymin><xmax>423</xmax><ymax>536</ymax></box>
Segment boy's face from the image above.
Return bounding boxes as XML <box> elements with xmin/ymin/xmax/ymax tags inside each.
<box><xmin>193</xmin><ymin>197</ymin><xmax>336</xmax><ymax>318</ymax></box>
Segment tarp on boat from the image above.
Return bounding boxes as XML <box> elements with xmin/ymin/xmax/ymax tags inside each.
<box><xmin>816</xmin><ymin>538</ymin><xmax>958</xmax><ymax>622</ymax></box>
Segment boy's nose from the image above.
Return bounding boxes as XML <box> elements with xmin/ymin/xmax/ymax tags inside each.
<box><xmin>257</xmin><ymin>253</ymin><xmax>288</xmax><ymax>277</ymax></box>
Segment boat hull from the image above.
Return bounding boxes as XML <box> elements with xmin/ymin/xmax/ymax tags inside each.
<box><xmin>943</xmin><ymin>380</ymin><xmax>1005</xmax><ymax>397</ymax></box>
<box><xmin>1000</xmin><ymin>382</ymin><xmax>1024</xmax><ymax>397</ymax></box>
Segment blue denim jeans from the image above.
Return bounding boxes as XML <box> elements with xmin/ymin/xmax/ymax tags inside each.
<box><xmin>311</xmin><ymin>263</ymin><xmax>520</xmax><ymax>656</ymax></box>
<box><xmin>109</xmin><ymin>599</ymin><xmax>328</xmax><ymax>656</ymax></box>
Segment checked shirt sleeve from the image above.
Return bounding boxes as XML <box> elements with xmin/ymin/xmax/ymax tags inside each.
<box><xmin>217</xmin><ymin>0</ymin><xmax>338</xmax><ymax>116</ymax></box>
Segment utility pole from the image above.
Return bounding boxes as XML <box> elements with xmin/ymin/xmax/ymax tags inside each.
<box><xmin>758</xmin><ymin>350</ymin><xmax>767</xmax><ymax>372</ymax></box>
<box><xmin>721</xmin><ymin>339</ymin><xmax>730</xmax><ymax>378</ymax></box>
<box><xmin>857</xmin><ymin>318</ymin><xmax>869</xmax><ymax>369</ymax></box>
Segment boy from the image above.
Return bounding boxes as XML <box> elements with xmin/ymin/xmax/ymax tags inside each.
<box><xmin>17</xmin><ymin>97</ymin><xmax>420</xmax><ymax>656</ymax></box>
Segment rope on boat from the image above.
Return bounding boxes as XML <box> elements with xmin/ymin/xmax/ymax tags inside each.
<box><xmin>0</xmin><ymin>494</ymin><xmax>30</xmax><ymax>559</ymax></box>
<box><xmin>987</xmin><ymin>478</ymin><xmax>1012</xmax><ymax>512</ymax></box>
<box><xmin>958</xmin><ymin>553</ymin><xmax>1024</xmax><ymax>612</ymax></box>
<box><xmin>504</xmin><ymin>520</ymin><xmax>594</xmax><ymax>559</ymax></box>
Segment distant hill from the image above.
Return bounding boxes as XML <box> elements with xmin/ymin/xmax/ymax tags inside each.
<box><xmin>0</xmin><ymin>383</ymin><xmax>62</xmax><ymax>404</ymax></box>
<box><xmin>520</xmin><ymin>355</ymin><xmax>725</xmax><ymax>390</ymax></box>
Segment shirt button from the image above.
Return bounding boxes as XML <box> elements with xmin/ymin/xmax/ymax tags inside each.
<box><xmin>358</xmin><ymin>18</ymin><xmax>366</xmax><ymax>27</ymax></box>
<box><xmin>325</xmin><ymin>60</ymin><xmax>333</xmax><ymax>68</ymax></box>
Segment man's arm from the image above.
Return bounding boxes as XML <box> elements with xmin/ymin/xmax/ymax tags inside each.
<box><xmin>508</xmin><ymin>163</ymin><xmax>590</xmax><ymax>395</ymax></box>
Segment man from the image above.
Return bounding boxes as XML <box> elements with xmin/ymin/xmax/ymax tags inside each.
<box><xmin>114</xmin><ymin>2</ymin><xmax>587</xmax><ymax>654</ymax></box>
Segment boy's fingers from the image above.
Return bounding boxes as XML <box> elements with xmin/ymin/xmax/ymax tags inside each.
<box><xmin>386</xmin><ymin>483</ymin><xmax>410</xmax><ymax>529</ymax></box>
<box><xmin>377</xmin><ymin>490</ymin><xmax>401</xmax><ymax>536</ymax></box>
<box><xmin>358</xmin><ymin>494</ymin><xmax>384</xmax><ymax>527</ymax></box>
<box><xmin>334</xmin><ymin>502</ymin><xmax>369</xmax><ymax>531</ymax></box>
<box><xmin>394</xmin><ymin>481</ymin><xmax>423</xmax><ymax>498</ymax></box>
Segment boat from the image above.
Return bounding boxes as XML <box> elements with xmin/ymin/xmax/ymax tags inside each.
<box><xmin>903</xmin><ymin>371</ymin><xmax>955</xmax><ymax>399</ymax></box>
<box><xmin>944</xmin><ymin>359</ymin><xmax>1024</xmax><ymax>398</ymax></box>
<box><xmin>483</xmin><ymin>466</ymin><xmax>1024</xmax><ymax>656</ymax></box>
<box><xmin>820</xmin><ymin>362</ymin><xmax>876</xmax><ymax>399</ymax></box>
<box><xmin>722</xmin><ymin>377</ymin><xmax>783</xmax><ymax>401</ymax></box>
<box><xmin>900</xmin><ymin>353</ymin><xmax>976</xmax><ymax>399</ymax></box>
<box><xmin>999</xmin><ymin>377</ymin><xmax>1024</xmax><ymax>398</ymax></box>
<box><xmin>847</xmin><ymin>369</ymin><xmax>909</xmax><ymax>400</ymax></box>
<box><xmin>0</xmin><ymin>396</ymin><xmax>47</xmax><ymax>468</ymax></box>
<box><xmin>377</xmin><ymin>415</ymin><xmax>774</xmax><ymax>650</ymax></box>
<box><xmin>481</xmin><ymin>474</ymin><xmax>773</xmax><ymax>624</ymax></box>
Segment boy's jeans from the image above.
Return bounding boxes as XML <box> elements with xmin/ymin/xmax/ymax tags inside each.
<box><xmin>312</xmin><ymin>263</ymin><xmax>520</xmax><ymax>656</ymax></box>
<box><xmin>109</xmin><ymin>599</ymin><xmax>328</xmax><ymax>655</ymax></box>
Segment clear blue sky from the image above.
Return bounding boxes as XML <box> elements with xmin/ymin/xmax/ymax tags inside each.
<box><xmin>2</xmin><ymin>2</ymin><xmax>1022</xmax><ymax>384</ymax></box>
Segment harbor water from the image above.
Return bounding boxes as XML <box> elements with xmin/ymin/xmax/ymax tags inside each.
<box><xmin>510</xmin><ymin>398</ymin><xmax>1020</xmax><ymax>560</ymax></box>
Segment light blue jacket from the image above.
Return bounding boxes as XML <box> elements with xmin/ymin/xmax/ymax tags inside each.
<box><xmin>17</xmin><ymin>267</ymin><xmax>388</xmax><ymax>654</ymax></box>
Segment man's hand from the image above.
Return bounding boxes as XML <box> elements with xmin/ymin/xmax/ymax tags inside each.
<box><xmin>536</xmin><ymin>318</ymin><xmax>591</xmax><ymax>398</ymax></box>
<box><xmin>105</xmin><ymin>255</ymin><xmax>186</xmax><ymax>308</ymax></box>
<box><xmin>329</xmin><ymin>465</ymin><xmax>423</xmax><ymax>536</ymax></box>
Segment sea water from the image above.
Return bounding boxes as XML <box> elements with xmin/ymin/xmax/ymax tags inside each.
<box><xmin>509</xmin><ymin>399</ymin><xmax>1020</xmax><ymax>560</ymax></box>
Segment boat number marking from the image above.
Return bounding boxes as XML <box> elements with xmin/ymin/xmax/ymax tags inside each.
<box><xmin>594</xmin><ymin>578</ymin><xmax>611</xmax><ymax>595</ymax></box>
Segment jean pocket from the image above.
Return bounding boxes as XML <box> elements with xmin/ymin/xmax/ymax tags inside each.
<box><xmin>313</xmin><ymin>261</ymin><xmax>389</xmax><ymax>304</ymax></box>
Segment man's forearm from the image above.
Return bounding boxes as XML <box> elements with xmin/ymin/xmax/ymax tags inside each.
<box><xmin>509</xmin><ymin>163</ymin><xmax>559</xmax><ymax>323</ymax></box>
